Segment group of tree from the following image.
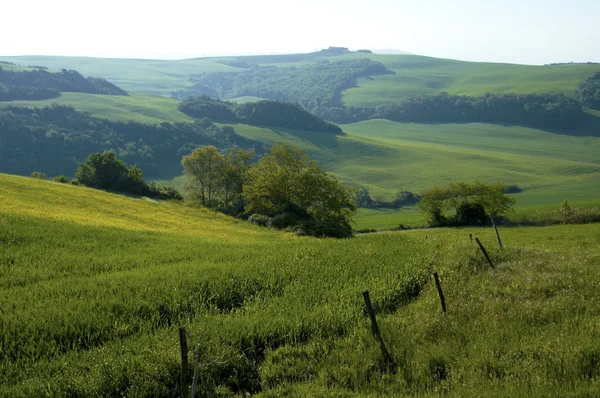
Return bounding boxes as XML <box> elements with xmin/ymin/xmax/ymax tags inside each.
<box><xmin>75</xmin><ymin>152</ymin><xmax>182</xmax><ymax>199</ymax></box>
<box><xmin>178</xmin><ymin>97</ymin><xmax>342</xmax><ymax>134</ymax></box>
<box><xmin>0</xmin><ymin>105</ymin><xmax>259</xmax><ymax>178</ymax></box>
<box><xmin>173</xmin><ymin>59</ymin><xmax>392</xmax><ymax>113</ymax></box>
<box><xmin>30</xmin><ymin>151</ymin><xmax>182</xmax><ymax>200</ymax></box>
<box><xmin>353</xmin><ymin>186</ymin><xmax>420</xmax><ymax>208</ymax></box>
<box><xmin>0</xmin><ymin>66</ymin><xmax>128</xmax><ymax>101</ymax></box>
<box><xmin>182</xmin><ymin>143</ymin><xmax>356</xmax><ymax>238</ymax></box>
<box><xmin>373</xmin><ymin>92</ymin><xmax>584</xmax><ymax>129</ymax></box>
<box><xmin>579</xmin><ymin>72</ymin><xmax>600</xmax><ymax>110</ymax></box>
<box><xmin>417</xmin><ymin>181</ymin><xmax>516</xmax><ymax>227</ymax></box>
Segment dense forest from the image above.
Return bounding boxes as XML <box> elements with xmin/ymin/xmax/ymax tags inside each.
<box><xmin>178</xmin><ymin>96</ymin><xmax>343</xmax><ymax>134</ymax></box>
<box><xmin>373</xmin><ymin>92</ymin><xmax>584</xmax><ymax>128</ymax></box>
<box><xmin>580</xmin><ymin>72</ymin><xmax>600</xmax><ymax>110</ymax></box>
<box><xmin>0</xmin><ymin>65</ymin><xmax>127</xmax><ymax>101</ymax></box>
<box><xmin>173</xmin><ymin>59</ymin><xmax>392</xmax><ymax>111</ymax></box>
<box><xmin>0</xmin><ymin>105</ymin><xmax>258</xmax><ymax>177</ymax></box>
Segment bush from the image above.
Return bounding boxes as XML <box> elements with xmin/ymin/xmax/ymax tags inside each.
<box><xmin>248</xmin><ymin>214</ymin><xmax>272</xmax><ymax>227</ymax></box>
<box><xmin>454</xmin><ymin>202</ymin><xmax>488</xmax><ymax>226</ymax></box>
<box><xmin>52</xmin><ymin>175</ymin><xmax>70</xmax><ymax>183</ymax></box>
<box><xmin>30</xmin><ymin>171</ymin><xmax>47</xmax><ymax>179</ymax></box>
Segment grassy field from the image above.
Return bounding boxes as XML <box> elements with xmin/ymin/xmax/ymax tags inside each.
<box><xmin>0</xmin><ymin>92</ymin><xmax>193</xmax><ymax>124</ymax></box>
<box><xmin>342</xmin><ymin>54</ymin><xmax>600</xmax><ymax>107</ymax></box>
<box><xmin>2</xmin><ymin>173</ymin><xmax>600</xmax><ymax>396</ymax></box>
<box><xmin>228</xmin><ymin>120</ymin><xmax>600</xmax><ymax>204</ymax></box>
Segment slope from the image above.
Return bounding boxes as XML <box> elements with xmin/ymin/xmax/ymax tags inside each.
<box><xmin>230</xmin><ymin>121</ymin><xmax>600</xmax><ymax>205</ymax></box>
<box><xmin>2</xmin><ymin>173</ymin><xmax>600</xmax><ymax>396</ymax></box>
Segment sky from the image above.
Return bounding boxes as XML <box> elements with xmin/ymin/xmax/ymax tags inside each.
<box><xmin>2</xmin><ymin>0</ymin><xmax>599</xmax><ymax>65</ymax></box>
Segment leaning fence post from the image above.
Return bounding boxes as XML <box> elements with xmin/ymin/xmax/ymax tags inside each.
<box><xmin>362</xmin><ymin>290</ymin><xmax>395</xmax><ymax>369</ymax></box>
<box><xmin>179</xmin><ymin>327</ymin><xmax>189</xmax><ymax>398</ymax></box>
<box><xmin>433</xmin><ymin>272</ymin><xmax>447</xmax><ymax>315</ymax></box>
<box><xmin>475</xmin><ymin>237</ymin><xmax>495</xmax><ymax>269</ymax></box>
<box><xmin>490</xmin><ymin>213</ymin><xmax>503</xmax><ymax>248</ymax></box>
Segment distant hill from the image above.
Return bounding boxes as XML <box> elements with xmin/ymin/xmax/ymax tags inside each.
<box><xmin>0</xmin><ymin>64</ymin><xmax>127</xmax><ymax>101</ymax></box>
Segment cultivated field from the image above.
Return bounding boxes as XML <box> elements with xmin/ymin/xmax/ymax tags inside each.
<box><xmin>2</xmin><ymin>174</ymin><xmax>600</xmax><ymax>396</ymax></box>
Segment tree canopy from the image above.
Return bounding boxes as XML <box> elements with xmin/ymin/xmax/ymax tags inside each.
<box><xmin>418</xmin><ymin>181</ymin><xmax>516</xmax><ymax>227</ymax></box>
<box><xmin>181</xmin><ymin>143</ymin><xmax>356</xmax><ymax>237</ymax></box>
<box><xmin>178</xmin><ymin>97</ymin><xmax>343</xmax><ymax>134</ymax></box>
<box><xmin>76</xmin><ymin>151</ymin><xmax>182</xmax><ymax>199</ymax></box>
<box><xmin>243</xmin><ymin>144</ymin><xmax>356</xmax><ymax>237</ymax></box>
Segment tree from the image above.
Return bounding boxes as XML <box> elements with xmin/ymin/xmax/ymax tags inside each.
<box><xmin>221</xmin><ymin>148</ymin><xmax>255</xmax><ymax>208</ymax></box>
<box><xmin>354</xmin><ymin>186</ymin><xmax>374</xmax><ymax>207</ymax></box>
<box><xmin>418</xmin><ymin>181</ymin><xmax>515</xmax><ymax>227</ymax></box>
<box><xmin>182</xmin><ymin>145</ymin><xmax>227</xmax><ymax>207</ymax></box>
<box><xmin>243</xmin><ymin>143</ymin><xmax>356</xmax><ymax>237</ymax></box>
<box><xmin>75</xmin><ymin>151</ymin><xmax>129</xmax><ymax>189</ymax></box>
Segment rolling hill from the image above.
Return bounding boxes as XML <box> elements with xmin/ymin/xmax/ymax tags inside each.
<box><xmin>1</xmin><ymin>51</ymin><xmax>599</xmax><ymax>229</ymax></box>
<box><xmin>2</xmin><ymin>173</ymin><xmax>600</xmax><ymax>396</ymax></box>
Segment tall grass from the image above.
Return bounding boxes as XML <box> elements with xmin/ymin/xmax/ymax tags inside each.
<box><xmin>2</xmin><ymin>174</ymin><xmax>600</xmax><ymax>396</ymax></box>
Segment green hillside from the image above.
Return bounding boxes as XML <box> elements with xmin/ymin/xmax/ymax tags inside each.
<box><xmin>3</xmin><ymin>173</ymin><xmax>600</xmax><ymax>396</ymax></box>
<box><xmin>228</xmin><ymin>120</ymin><xmax>600</xmax><ymax>203</ymax></box>
<box><xmin>3</xmin><ymin>54</ymin><xmax>600</xmax><ymax>106</ymax></box>
<box><xmin>342</xmin><ymin>54</ymin><xmax>600</xmax><ymax>106</ymax></box>
<box><xmin>0</xmin><ymin>92</ymin><xmax>193</xmax><ymax>124</ymax></box>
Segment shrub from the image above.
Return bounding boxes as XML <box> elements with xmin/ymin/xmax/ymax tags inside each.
<box><xmin>52</xmin><ymin>175</ymin><xmax>70</xmax><ymax>183</ymax></box>
<box><xmin>248</xmin><ymin>214</ymin><xmax>272</xmax><ymax>227</ymax></box>
<box><xmin>30</xmin><ymin>171</ymin><xmax>47</xmax><ymax>179</ymax></box>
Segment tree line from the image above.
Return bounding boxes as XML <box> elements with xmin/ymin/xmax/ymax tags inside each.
<box><xmin>178</xmin><ymin>96</ymin><xmax>343</xmax><ymax>134</ymax></box>
<box><xmin>0</xmin><ymin>105</ymin><xmax>259</xmax><ymax>178</ymax></box>
<box><xmin>0</xmin><ymin>66</ymin><xmax>128</xmax><ymax>102</ymax></box>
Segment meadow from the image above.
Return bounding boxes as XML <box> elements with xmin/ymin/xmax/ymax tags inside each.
<box><xmin>228</xmin><ymin>120</ymin><xmax>600</xmax><ymax>208</ymax></box>
<box><xmin>2</xmin><ymin>173</ymin><xmax>600</xmax><ymax>397</ymax></box>
<box><xmin>0</xmin><ymin>92</ymin><xmax>193</xmax><ymax>124</ymax></box>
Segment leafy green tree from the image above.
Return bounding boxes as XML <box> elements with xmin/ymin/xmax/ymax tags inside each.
<box><xmin>418</xmin><ymin>181</ymin><xmax>515</xmax><ymax>227</ymax></box>
<box><xmin>221</xmin><ymin>148</ymin><xmax>255</xmax><ymax>207</ymax></box>
<box><xmin>243</xmin><ymin>143</ymin><xmax>356</xmax><ymax>237</ymax></box>
<box><xmin>75</xmin><ymin>152</ymin><xmax>129</xmax><ymax>190</ymax></box>
<box><xmin>182</xmin><ymin>145</ymin><xmax>227</xmax><ymax>207</ymax></box>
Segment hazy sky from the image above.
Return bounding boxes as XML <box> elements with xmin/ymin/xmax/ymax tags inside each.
<box><xmin>3</xmin><ymin>0</ymin><xmax>599</xmax><ymax>64</ymax></box>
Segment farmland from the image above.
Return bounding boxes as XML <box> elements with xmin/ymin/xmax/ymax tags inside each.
<box><xmin>2</xmin><ymin>173</ymin><xmax>600</xmax><ymax>396</ymax></box>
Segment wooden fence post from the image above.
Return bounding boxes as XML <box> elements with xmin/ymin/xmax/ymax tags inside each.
<box><xmin>475</xmin><ymin>237</ymin><xmax>495</xmax><ymax>269</ymax></box>
<box><xmin>179</xmin><ymin>327</ymin><xmax>189</xmax><ymax>398</ymax></box>
<box><xmin>362</xmin><ymin>290</ymin><xmax>395</xmax><ymax>369</ymax></box>
<box><xmin>433</xmin><ymin>272</ymin><xmax>447</xmax><ymax>315</ymax></box>
<box><xmin>490</xmin><ymin>213</ymin><xmax>503</xmax><ymax>248</ymax></box>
